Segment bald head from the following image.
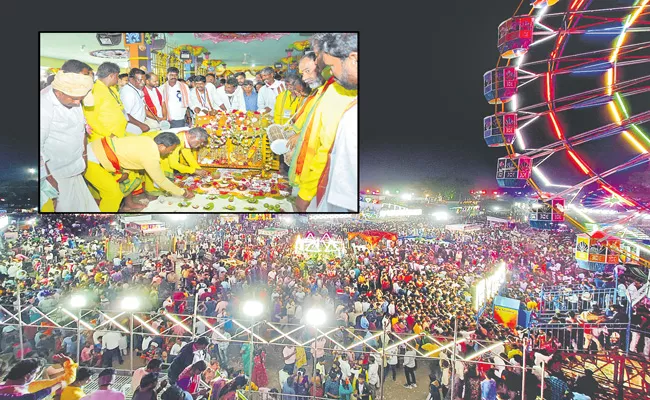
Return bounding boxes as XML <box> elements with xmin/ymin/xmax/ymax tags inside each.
<box><xmin>145</xmin><ymin>73</ymin><xmax>160</xmax><ymax>89</ymax></box>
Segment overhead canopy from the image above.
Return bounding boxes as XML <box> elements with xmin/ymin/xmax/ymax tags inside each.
<box><xmin>348</xmin><ymin>230</ymin><xmax>397</xmax><ymax>247</ymax></box>
<box><xmin>258</xmin><ymin>228</ymin><xmax>289</xmax><ymax>237</ymax></box>
<box><xmin>40</xmin><ymin>32</ymin><xmax>307</xmax><ymax>69</ymax></box>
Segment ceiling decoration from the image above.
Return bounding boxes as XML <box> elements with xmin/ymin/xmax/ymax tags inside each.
<box><xmin>41</xmin><ymin>33</ymin><xmax>306</xmax><ymax>69</ymax></box>
<box><xmin>190</xmin><ymin>32</ymin><xmax>290</xmax><ymax>44</ymax></box>
<box><xmin>89</xmin><ymin>49</ymin><xmax>129</xmax><ymax>59</ymax></box>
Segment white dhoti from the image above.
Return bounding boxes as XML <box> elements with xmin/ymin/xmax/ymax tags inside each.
<box><xmin>53</xmin><ymin>174</ymin><xmax>100</xmax><ymax>212</ymax></box>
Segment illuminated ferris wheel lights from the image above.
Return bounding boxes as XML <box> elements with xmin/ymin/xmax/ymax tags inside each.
<box><xmin>530</xmin><ymin>32</ymin><xmax>558</xmax><ymax>47</ymax></box>
<box><xmin>626</xmin><ymin>0</ymin><xmax>649</xmax><ymax>29</ymax></box>
<box><xmin>622</xmin><ymin>131</ymin><xmax>648</xmax><ymax>154</ymax></box>
<box><xmin>567</xmin><ymin>150</ymin><xmax>590</xmax><ymax>175</ymax></box>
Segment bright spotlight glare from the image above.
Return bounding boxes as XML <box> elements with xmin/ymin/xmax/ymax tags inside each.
<box><xmin>305</xmin><ymin>308</ymin><xmax>326</xmax><ymax>326</ymax></box>
<box><xmin>26</xmin><ymin>218</ymin><xmax>36</xmax><ymax>226</ymax></box>
<box><xmin>121</xmin><ymin>296</ymin><xmax>140</xmax><ymax>311</ymax></box>
<box><xmin>243</xmin><ymin>300</ymin><xmax>264</xmax><ymax>318</ymax></box>
<box><xmin>493</xmin><ymin>206</ymin><xmax>500</xmax><ymax>211</ymax></box>
<box><xmin>401</xmin><ymin>194</ymin><xmax>413</xmax><ymax>201</ymax></box>
<box><xmin>69</xmin><ymin>294</ymin><xmax>87</xmax><ymax>308</ymax></box>
<box><xmin>432</xmin><ymin>212</ymin><xmax>449</xmax><ymax>221</ymax></box>
<box><xmin>172</xmin><ymin>215</ymin><xmax>187</xmax><ymax>221</ymax></box>
<box><xmin>385</xmin><ymin>190</ymin><xmax>390</xmax><ymax>195</ymax></box>
<box><xmin>28</xmin><ymin>168</ymin><xmax>37</xmax><ymax>174</ymax></box>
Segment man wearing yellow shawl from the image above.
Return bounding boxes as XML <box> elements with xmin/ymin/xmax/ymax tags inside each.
<box><xmin>288</xmin><ymin>33</ymin><xmax>357</xmax><ymax>212</ymax></box>
<box><xmin>83</xmin><ymin>62</ymin><xmax>145</xmax><ymax>211</ymax></box>
<box><xmin>144</xmin><ymin>128</ymin><xmax>209</xmax><ymax>197</ymax></box>
<box><xmin>273</xmin><ymin>75</ymin><xmax>303</xmax><ymax>125</ymax></box>
<box><xmin>0</xmin><ymin>354</ymin><xmax>77</xmax><ymax>397</ymax></box>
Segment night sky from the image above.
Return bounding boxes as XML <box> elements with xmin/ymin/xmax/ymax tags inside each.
<box><xmin>359</xmin><ymin>0</ymin><xmax>524</xmax><ymax>189</ymax></box>
<box><xmin>10</xmin><ymin>1</ymin><xmax>646</xmax><ymax>193</ymax></box>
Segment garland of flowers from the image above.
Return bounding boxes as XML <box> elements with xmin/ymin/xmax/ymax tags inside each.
<box><xmin>173</xmin><ymin>45</ymin><xmax>208</xmax><ymax>57</ymax></box>
<box><xmin>288</xmin><ymin>40</ymin><xmax>310</xmax><ymax>52</ymax></box>
<box><xmin>202</xmin><ymin>59</ymin><xmax>223</xmax><ymax>68</ymax></box>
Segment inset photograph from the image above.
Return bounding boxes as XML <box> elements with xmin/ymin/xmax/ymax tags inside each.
<box><xmin>39</xmin><ymin>32</ymin><xmax>358</xmax><ymax>213</ymax></box>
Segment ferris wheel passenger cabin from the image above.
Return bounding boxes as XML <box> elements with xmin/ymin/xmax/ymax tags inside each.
<box><xmin>498</xmin><ymin>16</ymin><xmax>534</xmax><ymax>59</ymax></box>
<box><xmin>496</xmin><ymin>154</ymin><xmax>531</xmax><ymax>188</ymax></box>
<box><xmin>484</xmin><ymin>67</ymin><xmax>518</xmax><ymax>104</ymax></box>
<box><xmin>484</xmin><ymin>113</ymin><xmax>517</xmax><ymax>147</ymax></box>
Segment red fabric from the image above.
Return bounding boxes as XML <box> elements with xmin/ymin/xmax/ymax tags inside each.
<box><xmin>143</xmin><ymin>86</ymin><xmax>163</xmax><ymax>117</ymax></box>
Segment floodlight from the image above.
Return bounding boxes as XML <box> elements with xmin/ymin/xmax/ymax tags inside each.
<box><xmin>120</xmin><ymin>296</ymin><xmax>140</xmax><ymax>311</ymax></box>
<box><xmin>305</xmin><ymin>308</ymin><xmax>326</xmax><ymax>326</ymax></box>
<box><xmin>243</xmin><ymin>300</ymin><xmax>264</xmax><ymax>318</ymax></box>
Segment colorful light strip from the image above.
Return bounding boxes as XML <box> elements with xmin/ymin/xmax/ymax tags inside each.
<box><xmin>567</xmin><ymin>150</ymin><xmax>590</xmax><ymax>174</ymax></box>
<box><xmin>607</xmin><ymin>0</ymin><xmax>649</xmax><ymax>152</ymax></box>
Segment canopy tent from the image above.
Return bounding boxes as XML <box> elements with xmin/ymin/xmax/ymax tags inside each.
<box><xmin>347</xmin><ymin>230</ymin><xmax>397</xmax><ymax>248</ymax></box>
<box><xmin>445</xmin><ymin>224</ymin><xmax>482</xmax><ymax>232</ymax></box>
<box><xmin>258</xmin><ymin>228</ymin><xmax>289</xmax><ymax>238</ymax></box>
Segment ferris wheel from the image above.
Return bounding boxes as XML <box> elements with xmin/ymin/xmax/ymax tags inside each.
<box><xmin>484</xmin><ymin>0</ymin><xmax>650</xmax><ymax>233</ymax></box>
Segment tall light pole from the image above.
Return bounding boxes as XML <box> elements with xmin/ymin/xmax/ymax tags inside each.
<box><xmin>242</xmin><ymin>300</ymin><xmax>264</xmax><ymax>379</ymax></box>
<box><xmin>305</xmin><ymin>308</ymin><xmax>326</xmax><ymax>379</ymax></box>
<box><xmin>68</xmin><ymin>294</ymin><xmax>88</xmax><ymax>364</ymax></box>
<box><xmin>121</xmin><ymin>296</ymin><xmax>141</xmax><ymax>372</ymax></box>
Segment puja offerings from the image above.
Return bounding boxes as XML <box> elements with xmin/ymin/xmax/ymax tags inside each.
<box><xmin>143</xmin><ymin>169</ymin><xmax>293</xmax><ymax>212</ymax></box>
<box><xmin>195</xmin><ymin>110</ymin><xmax>280</xmax><ymax>173</ymax></box>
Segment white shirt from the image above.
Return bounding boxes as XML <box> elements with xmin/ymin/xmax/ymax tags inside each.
<box><xmin>102</xmin><ymin>331</ymin><xmax>122</xmax><ymax>350</ymax></box>
<box><xmin>316</xmin><ymin>100</ymin><xmax>356</xmax><ymax>211</ymax></box>
<box><xmin>367</xmin><ymin>362</ymin><xmax>379</xmax><ymax>385</ymax></box>
<box><xmin>161</xmin><ymin>82</ymin><xmax>189</xmax><ymax>121</ymax></box>
<box><xmin>278</xmin><ymin>369</ymin><xmax>289</xmax><ymax>387</ymax></box>
<box><xmin>283</xmin><ymin>346</ymin><xmax>296</xmax><ymax>364</ymax></box>
<box><xmin>257</xmin><ymin>80</ymin><xmax>285</xmax><ymax>112</ymax></box>
<box><xmin>120</xmin><ymin>84</ymin><xmax>146</xmax><ymax>134</ymax></box>
<box><xmin>215</xmin><ymin>86</ymin><xmax>246</xmax><ymax>112</ymax></box>
<box><xmin>80</xmin><ymin>389</ymin><xmax>125</xmax><ymax>400</ymax></box>
<box><xmin>144</xmin><ymin>86</ymin><xmax>164</xmax><ymax>119</ymax></box>
<box><xmin>339</xmin><ymin>359</ymin><xmax>351</xmax><ymax>378</ymax></box>
<box><xmin>190</xmin><ymin>87</ymin><xmax>216</xmax><ymax>112</ymax></box>
<box><xmin>403</xmin><ymin>350</ymin><xmax>416</xmax><ymax>368</ymax></box>
<box><xmin>386</xmin><ymin>346</ymin><xmax>398</xmax><ymax>365</ymax></box>
<box><xmin>40</xmin><ymin>86</ymin><xmax>86</xmax><ymax>179</ymax></box>
<box><xmin>170</xmin><ymin>342</ymin><xmax>183</xmax><ymax>356</ymax></box>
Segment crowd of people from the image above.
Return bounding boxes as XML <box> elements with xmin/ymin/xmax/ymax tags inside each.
<box><xmin>0</xmin><ymin>214</ymin><xmax>648</xmax><ymax>399</ymax></box>
<box><xmin>40</xmin><ymin>32</ymin><xmax>358</xmax><ymax>213</ymax></box>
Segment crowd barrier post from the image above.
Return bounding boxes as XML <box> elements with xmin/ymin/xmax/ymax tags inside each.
<box><xmin>625</xmin><ymin>291</ymin><xmax>632</xmax><ymax>355</ymax></box>
<box><xmin>76</xmin><ymin>307</ymin><xmax>82</xmax><ymax>364</ymax></box>
<box><xmin>540</xmin><ymin>361</ymin><xmax>546</xmax><ymax>399</ymax></box>
<box><xmin>130</xmin><ymin>312</ymin><xmax>134</xmax><ymax>372</ymax></box>
<box><xmin>521</xmin><ymin>337</ymin><xmax>527</xmax><ymax>400</ymax></box>
<box><xmin>249</xmin><ymin>323</ymin><xmax>254</xmax><ymax>382</ymax></box>
<box><xmin>450</xmin><ymin>315</ymin><xmax>458</xmax><ymax>400</ymax></box>
<box><xmin>17</xmin><ymin>280</ymin><xmax>24</xmax><ymax>360</ymax></box>
<box><xmin>379</xmin><ymin>344</ymin><xmax>385</xmax><ymax>400</ymax></box>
